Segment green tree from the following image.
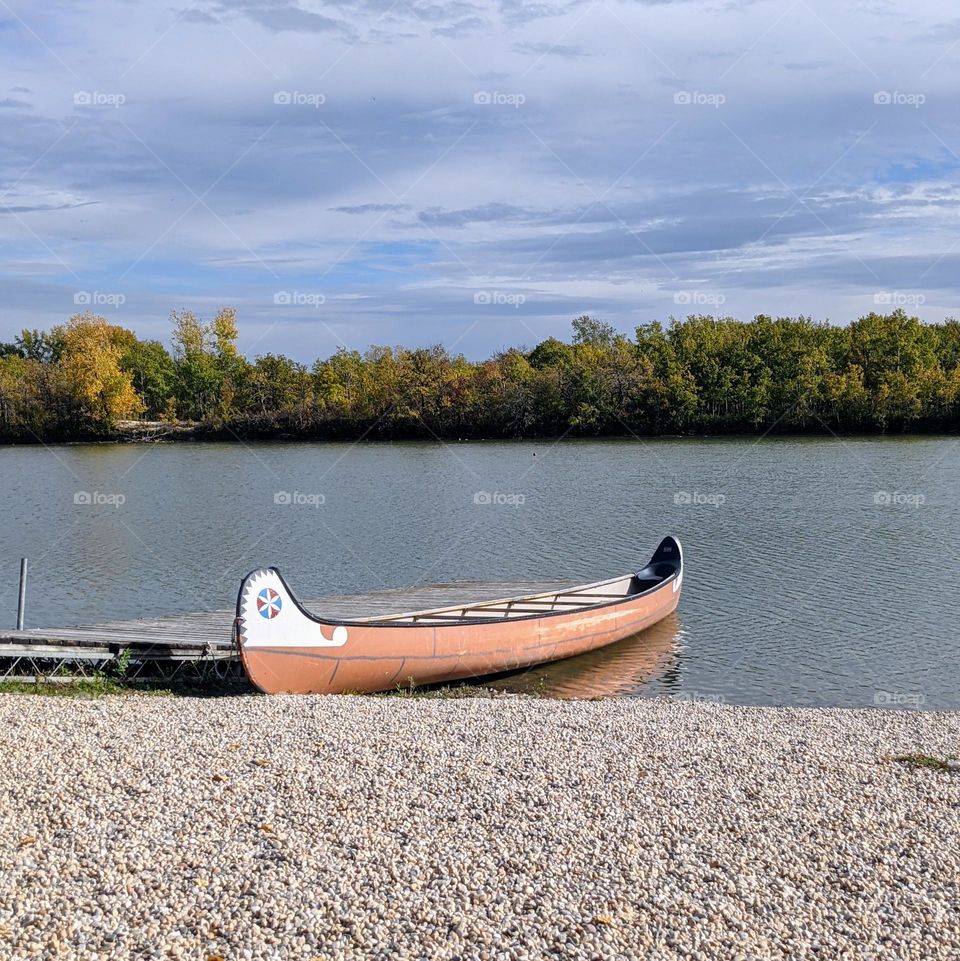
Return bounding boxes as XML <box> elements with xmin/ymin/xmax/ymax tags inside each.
<box><xmin>120</xmin><ymin>339</ymin><xmax>176</xmax><ymax>419</ymax></box>
<box><xmin>170</xmin><ymin>309</ymin><xmax>220</xmax><ymax>421</ymax></box>
<box><xmin>15</xmin><ymin>328</ymin><xmax>64</xmax><ymax>363</ymax></box>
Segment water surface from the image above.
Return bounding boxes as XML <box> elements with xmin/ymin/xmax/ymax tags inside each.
<box><xmin>1</xmin><ymin>437</ymin><xmax>957</xmax><ymax>708</ymax></box>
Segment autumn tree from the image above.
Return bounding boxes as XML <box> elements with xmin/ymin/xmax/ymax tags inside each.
<box><xmin>57</xmin><ymin>313</ymin><xmax>144</xmax><ymax>431</ymax></box>
<box><xmin>210</xmin><ymin>306</ymin><xmax>247</xmax><ymax>420</ymax></box>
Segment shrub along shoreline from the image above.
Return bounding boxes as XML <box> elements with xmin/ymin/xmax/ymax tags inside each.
<box><xmin>3</xmin><ymin>309</ymin><xmax>960</xmax><ymax>442</ymax></box>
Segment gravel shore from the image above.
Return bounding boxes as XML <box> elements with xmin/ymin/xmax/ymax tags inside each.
<box><xmin>1</xmin><ymin>693</ymin><xmax>958</xmax><ymax>960</ymax></box>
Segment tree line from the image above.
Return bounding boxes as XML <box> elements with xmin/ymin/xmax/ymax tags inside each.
<box><xmin>1</xmin><ymin>309</ymin><xmax>959</xmax><ymax>441</ymax></box>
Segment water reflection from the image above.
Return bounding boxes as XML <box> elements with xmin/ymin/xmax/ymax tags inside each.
<box><xmin>486</xmin><ymin>613</ymin><xmax>686</xmax><ymax>699</ymax></box>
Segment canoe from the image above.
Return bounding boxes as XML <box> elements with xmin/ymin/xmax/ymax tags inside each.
<box><xmin>235</xmin><ymin>535</ymin><xmax>683</xmax><ymax>695</ymax></box>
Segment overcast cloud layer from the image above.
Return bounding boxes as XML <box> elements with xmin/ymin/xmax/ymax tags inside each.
<box><xmin>1</xmin><ymin>0</ymin><xmax>958</xmax><ymax>358</ymax></box>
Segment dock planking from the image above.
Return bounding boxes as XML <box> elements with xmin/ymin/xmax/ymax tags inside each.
<box><xmin>0</xmin><ymin>580</ymin><xmax>576</xmax><ymax>663</ymax></box>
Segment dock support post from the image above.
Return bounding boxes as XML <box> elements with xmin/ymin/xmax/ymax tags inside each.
<box><xmin>16</xmin><ymin>558</ymin><xmax>27</xmax><ymax>630</ymax></box>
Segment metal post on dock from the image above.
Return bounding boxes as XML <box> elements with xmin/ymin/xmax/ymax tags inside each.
<box><xmin>16</xmin><ymin>558</ymin><xmax>27</xmax><ymax>630</ymax></box>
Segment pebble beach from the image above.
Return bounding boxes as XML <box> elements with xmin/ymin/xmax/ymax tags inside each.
<box><xmin>1</xmin><ymin>693</ymin><xmax>958</xmax><ymax>961</ymax></box>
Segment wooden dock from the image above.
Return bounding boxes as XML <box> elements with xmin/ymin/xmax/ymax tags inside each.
<box><xmin>0</xmin><ymin>581</ymin><xmax>571</xmax><ymax>683</ymax></box>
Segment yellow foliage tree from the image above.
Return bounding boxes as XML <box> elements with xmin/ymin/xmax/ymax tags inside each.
<box><xmin>211</xmin><ymin>306</ymin><xmax>239</xmax><ymax>360</ymax></box>
<box><xmin>58</xmin><ymin>313</ymin><xmax>144</xmax><ymax>430</ymax></box>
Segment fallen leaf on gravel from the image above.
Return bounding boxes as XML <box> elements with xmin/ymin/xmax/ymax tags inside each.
<box><xmin>196</xmin><ymin>878</ymin><xmax>209</xmax><ymax>889</ymax></box>
<box><xmin>253</xmin><ymin>759</ymin><xmax>271</xmax><ymax>767</ymax></box>
<box><xmin>211</xmin><ymin>773</ymin><xmax>226</xmax><ymax>782</ymax></box>
<box><xmin>593</xmin><ymin>915</ymin><xmax>613</xmax><ymax>925</ymax></box>
<box><xmin>206</xmin><ymin>954</ymin><xmax>225</xmax><ymax>961</ymax></box>
<box><xmin>17</xmin><ymin>835</ymin><xmax>36</xmax><ymax>848</ymax></box>
<box><xmin>227</xmin><ymin>743</ymin><xmax>241</xmax><ymax>751</ymax></box>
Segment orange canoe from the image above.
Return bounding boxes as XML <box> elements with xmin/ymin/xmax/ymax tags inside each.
<box><xmin>235</xmin><ymin>536</ymin><xmax>683</xmax><ymax>695</ymax></box>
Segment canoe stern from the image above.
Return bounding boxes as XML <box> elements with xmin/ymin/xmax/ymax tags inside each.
<box><xmin>237</xmin><ymin>567</ymin><xmax>348</xmax><ymax>651</ymax></box>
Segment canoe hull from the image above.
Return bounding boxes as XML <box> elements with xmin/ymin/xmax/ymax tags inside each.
<box><xmin>236</xmin><ymin>563</ymin><xmax>682</xmax><ymax>695</ymax></box>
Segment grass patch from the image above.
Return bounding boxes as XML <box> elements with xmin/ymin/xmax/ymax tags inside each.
<box><xmin>0</xmin><ymin>676</ymin><xmax>250</xmax><ymax>698</ymax></box>
<box><xmin>0</xmin><ymin>677</ymin><xmax>155</xmax><ymax>697</ymax></box>
<box><xmin>374</xmin><ymin>675</ymin><xmax>548</xmax><ymax>699</ymax></box>
<box><xmin>892</xmin><ymin>753</ymin><xmax>957</xmax><ymax>771</ymax></box>
<box><xmin>376</xmin><ymin>681</ymin><xmax>490</xmax><ymax>699</ymax></box>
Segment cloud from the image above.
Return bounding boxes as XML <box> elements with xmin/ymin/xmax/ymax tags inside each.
<box><xmin>432</xmin><ymin>16</ymin><xmax>487</xmax><ymax>38</ymax></box>
<box><xmin>496</xmin><ymin>0</ymin><xmax>586</xmax><ymax>26</ymax></box>
<box><xmin>512</xmin><ymin>40</ymin><xmax>590</xmax><ymax>58</ymax></box>
<box><xmin>194</xmin><ymin>0</ymin><xmax>348</xmax><ymax>34</ymax></box>
<box><xmin>418</xmin><ymin>202</ymin><xmax>537</xmax><ymax>227</ymax></box>
<box><xmin>179</xmin><ymin>9</ymin><xmax>223</xmax><ymax>25</ymax></box>
<box><xmin>782</xmin><ymin>59</ymin><xmax>834</xmax><ymax>71</ymax></box>
<box><xmin>0</xmin><ymin>0</ymin><xmax>958</xmax><ymax>358</ymax></box>
<box><xmin>330</xmin><ymin>202</ymin><xmax>410</xmax><ymax>214</ymax></box>
<box><xmin>0</xmin><ymin>200</ymin><xmax>97</xmax><ymax>214</ymax></box>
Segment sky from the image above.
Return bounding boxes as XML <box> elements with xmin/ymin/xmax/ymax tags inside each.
<box><xmin>0</xmin><ymin>0</ymin><xmax>958</xmax><ymax>360</ymax></box>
